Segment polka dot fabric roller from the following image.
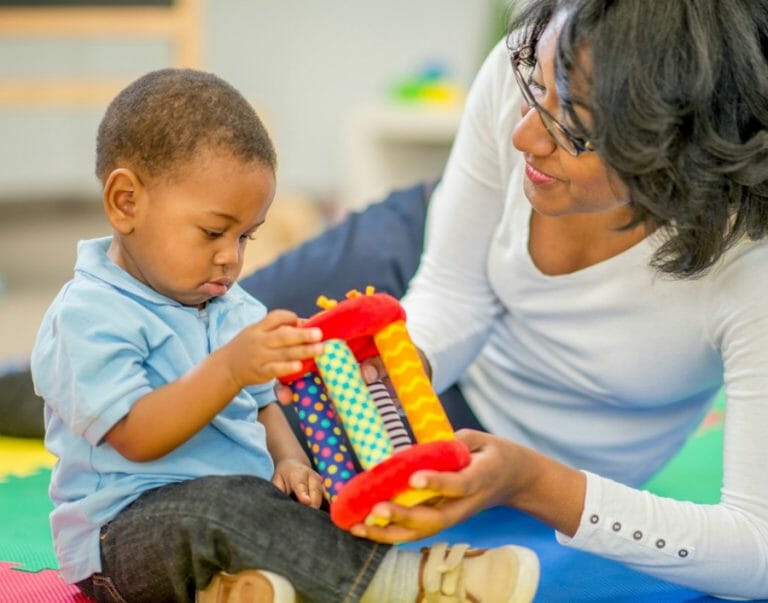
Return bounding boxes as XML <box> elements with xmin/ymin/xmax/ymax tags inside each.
<box><xmin>289</xmin><ymin>373</ymin><xmax>356</xmax><ymax>502</ymax></box>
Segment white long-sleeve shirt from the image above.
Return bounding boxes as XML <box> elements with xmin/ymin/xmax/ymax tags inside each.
<box><xmin>402</xmin><ymin>40</ymin><xmax>768</xmax><ymax>600</ymax></box>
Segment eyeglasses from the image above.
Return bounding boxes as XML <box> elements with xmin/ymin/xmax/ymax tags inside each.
<box><xmin>509</xmin><ymin>44</ymin><xmax>594</xmax><ymax>157</ymax></box>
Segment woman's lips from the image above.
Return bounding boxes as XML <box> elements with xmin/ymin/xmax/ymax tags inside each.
<box><xmin>525</xmin><ymin>162</ymin><xmax>557</xmax><ymax>185</ymax></box>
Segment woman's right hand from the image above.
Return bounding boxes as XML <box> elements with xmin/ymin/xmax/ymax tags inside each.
<box><xmin>274</xmin><ymin>354</ymin><xmax>387</xmax><ymax>404</ymax></box>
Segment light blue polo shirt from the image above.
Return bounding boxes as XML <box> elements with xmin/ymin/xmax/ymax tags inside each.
<box><xmin>31</xmin><ymin>237</ymin><xmax>276</xmax><ymax>583</ymax></box>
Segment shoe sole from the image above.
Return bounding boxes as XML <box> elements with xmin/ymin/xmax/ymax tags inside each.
<box><xmin>197</xmin><ymin>569</ymin><xmax>297</xmax><ymax>603</ymax></box>
<box><xmin>507</xmin><ymin>545</ymin><xmax>540</xmax><ymax>603</ymax></box>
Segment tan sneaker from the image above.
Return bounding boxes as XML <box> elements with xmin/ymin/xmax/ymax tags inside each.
<box><xmin>417</xmin><ymin>542</ymin><xmax>539</xmax><ymax>602</ymax></box>
<box><xmin>196</xmin><ymin>569</ymin><xmax>297</xmax><ymax>603</ymax></box>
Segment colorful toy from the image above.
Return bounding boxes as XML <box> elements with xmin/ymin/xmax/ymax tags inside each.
<box><xmin>278</xmin><ymin>287</ymin><xmax>471</xmax><ymax>530</ymax></box>
<box><xmin>391</xmin><ymin>62</ymin><xmax>465</xmax><ymax>107</ymax></box>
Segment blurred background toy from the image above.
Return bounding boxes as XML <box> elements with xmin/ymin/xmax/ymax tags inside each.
<box><xmin>390</xmin><ymin>61</ymin><xmax>465</xmax><ymax>108</ymax></box>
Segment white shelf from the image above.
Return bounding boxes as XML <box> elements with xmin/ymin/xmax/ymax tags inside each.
<box><xmin>340</xmin><ymin>102</ymin><xmax>462</xmax><ymax>211</ymax></box>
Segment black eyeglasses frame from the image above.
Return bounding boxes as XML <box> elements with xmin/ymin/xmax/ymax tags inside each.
<box><xmin>508</xmin><ymin>43</ymin><xmax>594</xmax><ymax>157</ymax></box>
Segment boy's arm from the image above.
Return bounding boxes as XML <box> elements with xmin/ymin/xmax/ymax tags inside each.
<box><xmin>258</xmin><ymin>401</ymin><xmax>312</xmax><ymax>467</ymax></box>
<box><xmin>104</xmin><ymin>348</ymin><xmax>242</xmax><ymax>461</ymax></box>
<box><xmin>105</xmin><ymin>309</ymin><xmax>323</xmax><ymax>462</ymax></box>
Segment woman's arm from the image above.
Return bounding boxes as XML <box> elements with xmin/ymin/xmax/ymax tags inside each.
<box><xmin>401</xmin><ymin>41</ymin><xmax>517</xmax><ymax>391</ymax></box>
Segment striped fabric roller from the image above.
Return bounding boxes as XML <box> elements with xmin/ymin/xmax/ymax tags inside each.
<box><xmin>367</xmin><ymin>380</ymin><xmax>412</xmax><ymax>451</ymax></box>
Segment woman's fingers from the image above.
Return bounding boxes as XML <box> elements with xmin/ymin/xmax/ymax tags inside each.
<box><xmin>351</xmin><ymin>498</ymin><xmax>473</xmax><ymax>543</ymax></box>
<box><xmin>274</xmin><ymin>382</ymin><xmax>294</xmax><ymax>405</ymax></box>
<box><xmin>359</xmin><ymin>357</ymin><xmax>385</xmax><ymax>383</ymax></box>
<box><xmin>408</xmin><ymin>468</ymin><xmax>476</xmax><ymax>499</ymax></box>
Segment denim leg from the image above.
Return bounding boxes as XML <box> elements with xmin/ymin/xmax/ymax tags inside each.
<box><xmin>90</xmin><ymin>475</ymin><xmax>389</xmax><ymax>603</ymax></box>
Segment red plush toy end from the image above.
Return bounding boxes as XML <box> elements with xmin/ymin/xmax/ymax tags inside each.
<box><xmin>330</xmin><ymin>439</ymin><xmax>471</xmax><ymax>530</ymax></box>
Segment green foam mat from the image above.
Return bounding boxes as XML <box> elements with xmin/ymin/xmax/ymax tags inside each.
<box><xmin>0</xmin><ymin>469</ymin><xmax>58</xmax><ymax>573</ymax></box>
<box><xmin>644</xmin><ymin>391</ymin><xmax>724</xmax><ymax>502</ymax></box>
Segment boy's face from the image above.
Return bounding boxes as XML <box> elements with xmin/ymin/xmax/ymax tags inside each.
<box><xmin>110</xmin><ymin>149</ymin><xmax>276</xmax><ymax>307</ymax></box>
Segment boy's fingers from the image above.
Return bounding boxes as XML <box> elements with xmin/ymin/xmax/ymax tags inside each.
<box><xmin>262</xmin><ymin>360</ymin><xmax>306</xmax><ymax>378</ymax></box>
<box><xmin>309</xmin><ymin>473</ymin><xmax>325</xmax><ymax>507</ymax></box>
<box><xmin>259</xmin><ymin>309</ymin><xmax>300</xmax><ymax>329</ymax></box>
<box><xmin>257</xmin><ymin>342</ymin><xmax>326</xmax><ymax>379</ymax></box>
<box><xmin>264</xmin><ymin>326</ymin><xmax>323</xmax><ymax>348</ymax></box>
<box><xmin>258</xmin><ymin>342</ymin><xmax>324</xmax><ymax>367</ymax></box>
<box><xmin>292</xmin><ymin>481</ymin><xmax>310</xmax><ymax>502</ymax></box>
<box><xmin>309</xmin><ymin>485</ymin><xmax>325</xmax><ymax>509</ymax></box>
<box><xmin>271</xmin><ymin>473</ymin><xmax>288</xmax><ymax>494</ymax></box>
<box><xmin>273</xmin><ymin>342</ymin><xmax>324</xmax><ymax>359</ymax></box>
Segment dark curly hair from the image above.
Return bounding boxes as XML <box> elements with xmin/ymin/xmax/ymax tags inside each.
<box><xmin>509</xmin><ymin>0</ymin><xmax>768</xmax><ymax>278</ymax></box>
<box><xmin>95</xmin><ymin>68</ymin><xmax>276</xmax><ymax>184</ymax></box>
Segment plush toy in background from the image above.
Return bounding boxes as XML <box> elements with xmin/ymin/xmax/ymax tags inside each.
<box><xmin>278</xmin><ymin>287</ymin><xmax>471</xmax><ymax>530</ymax></box>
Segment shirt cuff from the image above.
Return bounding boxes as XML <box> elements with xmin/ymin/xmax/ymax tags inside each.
<box><xmin>555</xmin><ymin>471</ymin><xmax>697</xmax><ymax>563</ymax></box>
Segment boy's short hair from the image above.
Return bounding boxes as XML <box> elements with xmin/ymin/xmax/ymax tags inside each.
<box><xmin>95</xmin><ymin>68</ymin><xmax>276</xmax><ymax>184</ymax></box>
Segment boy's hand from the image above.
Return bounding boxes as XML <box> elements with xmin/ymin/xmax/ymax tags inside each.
<box><xmin>272</xmin><ymin>459</ymin><xmax>325</xmax><ymax>508</ymax></box>
<box><xmin>223</xmin><ymin>309</ymin><xmax>324</xmax><ymax>388</ymax></box>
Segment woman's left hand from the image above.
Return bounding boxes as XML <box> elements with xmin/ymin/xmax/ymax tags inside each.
<box><xmin>349</xmin><ymin>429</ymin><xmax>533</xmax><ymax>543</ymax></box>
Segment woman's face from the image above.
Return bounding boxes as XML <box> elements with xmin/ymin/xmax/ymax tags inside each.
<box><xmin>511</xmin><ymin>14</ymin><xmax>629</xmax><ymax>217</ymax></box>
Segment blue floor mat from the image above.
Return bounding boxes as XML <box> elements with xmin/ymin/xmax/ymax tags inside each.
<box><xmin>402</xmin><ymin>506</ymin><xmax>745</xmax><ymax>602</ymax></box>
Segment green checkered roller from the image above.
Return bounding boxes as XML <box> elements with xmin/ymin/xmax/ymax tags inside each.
<box><xmin>316</xmin><ymin>339</ymin><xmax>394</xmax><ymax>469</ymax></box>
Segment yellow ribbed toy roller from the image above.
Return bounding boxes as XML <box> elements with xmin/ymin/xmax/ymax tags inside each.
<box><xmin>373</xmin><ymin>320</ymin><xmax>454</xmax><ymax>443</ymax></box>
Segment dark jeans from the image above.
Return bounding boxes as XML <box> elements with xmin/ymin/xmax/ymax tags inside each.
<box><xmin>77</xmin><ymin>475</ymin><xmax>388</xmax><ymax>603</ymax></box>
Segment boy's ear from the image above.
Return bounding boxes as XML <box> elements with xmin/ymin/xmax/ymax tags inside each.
<box><xmin>103</xmin><ymin>168</ymin><xmax>143</xmax><ymax>234</ymax></box>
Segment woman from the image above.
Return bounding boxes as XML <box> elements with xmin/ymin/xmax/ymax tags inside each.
<box><xmin>342</xmin><ymin>0</ymin><xmax>768</xmax><ymax>600</ymax></box>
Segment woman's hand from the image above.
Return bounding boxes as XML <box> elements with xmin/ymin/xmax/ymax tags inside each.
<box><xmin>274</xmin><ymin>351</ymin><xmax>388</xmax><ymax>404</ymax></box>
<box><xmin>347</xmin><ymin>429</ymin><xmax>523</xmax><ymax>542</ymax></box>
<box><xmin>272</xmin><ymin>458</ymin><xmax>325</xmax><ymax>509</ymax></box>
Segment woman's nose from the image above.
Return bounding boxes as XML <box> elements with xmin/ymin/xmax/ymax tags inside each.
<box><xmin>512</xmin><ymin>102</ymin><xmax>557</xmax><ymax>157</ymax></box>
